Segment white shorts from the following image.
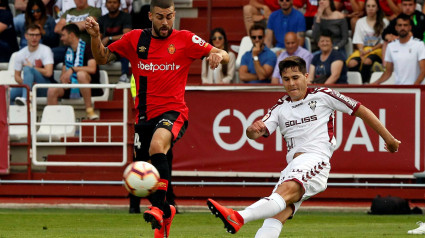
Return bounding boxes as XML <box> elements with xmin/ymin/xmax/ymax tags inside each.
<box><xmin>271</xmin><ymin>153</ymin><xmax>331</xmax><ymax>215</ymax></box>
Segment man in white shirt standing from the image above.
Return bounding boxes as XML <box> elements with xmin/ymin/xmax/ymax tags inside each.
<box><xmin>373</xmin><ymin>13</ymin><xmax>425</xmax><ymax>85</ymax></box>
<box><xmin>10</xmin><ymin>24</ymin><xmax>54</xmax><ymax>106</ymax></box>
<box><xmin>207</xmin><ymin>56</ymin><xmax>401</xmax><ymax>238</ymax></box>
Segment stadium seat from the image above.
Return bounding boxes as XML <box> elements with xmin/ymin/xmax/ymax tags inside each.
<box><xmin>36</xmin><ymin>105</ymin><xmax>76</xmax><ymax>141</ymax></box>
<box><xmin>235</xmin><ymin>36</ymin><xmax>253</xmax><ymax>70</ymax></box>
<box><xmin>9</xmin><ymin>105</ymin><xmax>28</xmax><ymax>141</ymax></box>
<box><xmin>369</xmin><ymin>72</ymin><xmax>395</xmax><ymax>85</ymax></box>
<box><xmin>347</xmin><ymin>71</ymin><xmax>363</xmax><ymax>84</ymax></box>
<box><xmin>0</xmin><ymin>71</ymin><xmax>16</xmax><ymax>85</ymax></box>
<box><xmin>305</xmin><ymin>37</ymin><xmax>312</xmax><ymax>52</ymax></box>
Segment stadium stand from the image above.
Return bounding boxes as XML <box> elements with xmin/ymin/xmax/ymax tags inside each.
<box><xmin>36</xmin><ymin>70</ymin><xmax>110</xmax><ymax>104</ymax></box>
<box><xmin>370</xmin><ymin>71</ymin><xmax>396</xmax><ymax>85</ymax></box>
<box><xmin>347</xmin><ymin>71</ymin><xmax>363</xmax><ymax>85</ymax></box>
<box><xmin>9</xmin><ymin>105</ymin><xmax>28</xmax><ymax>141</ymax></box>
<box><xmin>36</xmin><ymin>105</ymin><xmax>76</xmax><ymax>141</ymax></box>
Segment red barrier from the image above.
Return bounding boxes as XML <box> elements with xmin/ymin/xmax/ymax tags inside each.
<box><xmin>0</xmin><ymin>86</ymin><xmax>9</xmax><ymax>174</ymax></box>
<box><xmin>173</xmin><ymin>86</ymin><xmax>425</xmax><ymax>176</ymax></box>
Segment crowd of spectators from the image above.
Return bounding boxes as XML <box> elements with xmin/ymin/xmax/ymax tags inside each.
<box><xmin>2</xmin><ymin>0</ymin><xmax>425</xmax><ymax>104</ymax></box>
<box><xmin>0</xmin><ymin>0</ymin><xmax>134</xmax><ymax>119</ymax></box>
<box><xmin>232</xmin><ymin>0</ymin><xmax>425</xmax><ymax>85</ymax></box>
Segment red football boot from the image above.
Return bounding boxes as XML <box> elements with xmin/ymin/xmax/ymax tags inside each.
<box><xmin>154</xmin><ymin>205</ymin><xmax>176</xmax><ymax>237</ymax></box>
<box><xmin>207</xmin><ymin>199</ymin><xmax>244</xmax><ymax>234</ymax></box>
<box><xmin>143</xmin><ymin>206</ymin><xmax>164</xmax><ymax>230</ymax></box>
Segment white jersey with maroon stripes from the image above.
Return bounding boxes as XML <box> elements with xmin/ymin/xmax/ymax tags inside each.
<box><xmin>263</xmin><ymin>87</ymin><xmax>361</xmax><ymax>163</ymax></box>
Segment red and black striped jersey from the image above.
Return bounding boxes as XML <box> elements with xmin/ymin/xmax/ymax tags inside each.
<box><xmin>108</xmin><ymin>29</ymin><xmax>213</xmax><ymax>121</ymax></box>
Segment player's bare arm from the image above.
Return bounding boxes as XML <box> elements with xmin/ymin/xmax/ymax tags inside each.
<box><xmin>246</xmin><ymin>120</ymin><xmax>268</xmax><ymax>140</ymax></box>
<box><xmin>207</xmin><ymin>47</ymin><xmax>229</xmax><ymax>69</ymax></box>
<box><xmin>85</xmin><ymin>16</ymin><xmax>117</xmax><ymax>65</ymax></box>
<box><xmin>354</xmin><ymin>105</ymin><xmax>401</xmax><ymax>153</ymax></box>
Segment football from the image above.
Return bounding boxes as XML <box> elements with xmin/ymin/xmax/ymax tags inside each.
<box><xmin>123</xmin><ymin>161</ymin><xmax>160</xmax><ymax>197</ymax></box>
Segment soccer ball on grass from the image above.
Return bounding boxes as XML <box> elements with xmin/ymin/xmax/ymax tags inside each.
<box><xmin>123</xmin><ymin>161</ymin><xmax>160</xmax><ymax>197</ymax></box>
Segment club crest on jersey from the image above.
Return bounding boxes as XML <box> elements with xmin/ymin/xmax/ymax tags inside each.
<box><xmin>308</xmin><ymin>101</ymin><xmax>317</xmax><ymax>112</ymax></box>
<box><xmin>168</xmin><ymin>44</ymin><xmax>176</xmax><ymax>54</ymax></box>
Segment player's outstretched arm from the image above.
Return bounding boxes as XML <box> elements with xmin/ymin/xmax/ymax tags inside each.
<box><xmin>354</xmin><ymin>105</ymin><xmax>401</xmax><ymax>153</ymax></box>
<box><xmin>206</xmin><ymin>47</ymin><xmax>229</xmax><ymax>69</ymax></box>
<box><xmin>246</xmin><ymin>120</ymin><xmax>268</xmax><ymax>140</ymax></box>
<box><xmin>85</xmin><ymin>16</ymin><xmax>117</xmax><ymax>65</ymax></box>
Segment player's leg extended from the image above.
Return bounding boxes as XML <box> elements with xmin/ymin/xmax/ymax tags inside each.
<box><xmin>144</xmin><ymin>128</ymin><xmax>172</xmax><ymax>229</ymax></box>
<box><xmin>207</xmin><ymin>181</ymin><xmax>302</xmax><ymax>234</ymax></box>
<box><xmin>254</xmin><ymin>206</ymin><xmax>294</xmax><ymax>238</ymax></box>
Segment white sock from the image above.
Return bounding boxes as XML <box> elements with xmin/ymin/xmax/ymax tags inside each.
<box><xmin>254</xmin><ymin>218</ymin><xmax>283</xmax><ymax>238</ymax></box>
<box><xmin>238</xmin><ymin>193</ymin><xmax>286</xmax><ymax>223</ymax></box>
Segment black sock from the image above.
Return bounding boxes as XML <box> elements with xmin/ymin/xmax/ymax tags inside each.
<box><xmin>148</xmin><ymin>153</ymin><xmax>170</xmax><ymax>216</ymax></box>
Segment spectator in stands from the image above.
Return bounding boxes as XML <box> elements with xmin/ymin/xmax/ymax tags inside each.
<box><xmin>372</xmin><ymin>14</ymin><xmax>425</xmax><ymax>84</ymax></box>
<box><xmin>14</xmin><ymin>0</ymin><xmax>53</xmax><ymax>40</ymax></box>
<box><xmin>98</xmin><ymin>0</ymin><xmax>132</xmax><ymax>83</ymax></box>
<box><xmin>15</xmin><ymin>0</ymin><xmax>58</xmax><ymax>49</ymax></box>
<box><xmin>10</xmin><ymin>24</ymin><xmax>54</xmax><ymax>106</ymax></box>
<box><xmin>53</xmin><ymin>0</ymin><xmax>101</xmax><ymax>66</ymax></box>
<box><xmin>308</xmin><ymin>30</ymin><xmax>348</xmax><ymax>84</ymax></box>
<box><xmin>265</xmin><ymin>0</ymin><xmax>306</xmax><ymax>52</ymax></box>
<box><xmin>0</xmin><ymin>0</ymin><xmax>19</xmax><ymax>62</ymax></box>
<box><xmin>312</xmin><ymin>0</ymin><xmax>348</xmax><ymax>57</ymax></box>
<box><xmin>383</xmin><ymin>0</ymin><xmax>425</xmax><ymax>42</ymax></box>
<box><xmin>47</xmin><ymin>24</ymin><xmax>100</xmax><ymax>120</ymax></box>
<box><xmin>334</xmin><ymin>0</ymin><xmax>365</xmax><ymax>35</ymax></box>
<box><xmin>293</xmin><ymin>0</ymin><xmax>318</xmax><ymax>30</ymax></box>
<box><xmin>240</xmin><ymin>24</ymin><xmax>277</xmax><ymax>83</ymax></box>
<box><xmin>347</xmin><ymin>0</ymin><xmax>388</xmax><ymax>83</ymax></box>
<box><xmin>243</xmin><ymin>0</ymin><xmax>280</xmax><ymax>35</ymax></box>
<box><xmin>202</xmin><ymin>28</ymin><xmax>236</xmax><ymax>84</ymax></box>
<box><xmin>381</xmin><ymin>0</ymin><xmax>425</xmax><ymax>65</ymax></box>
<box><xmin>54</xmin><ymin>0</ymin><xmax>102</xmax><ymax>20</ymax></box>
<box><xmin>100</xmin><ymin>0</ymin><xmax>128</xmax><ymax>15</ymax></box>
<box><xmin>271</xmin><ymin>32</ymin><xmax>313</xmax><ymax>84</ymax></box>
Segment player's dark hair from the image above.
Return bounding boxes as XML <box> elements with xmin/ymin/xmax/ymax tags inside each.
<box><xmin>62</xmin><ymin>24</ymin><xmax>80</xmax><ymax>38</ymax></box>
<box><xmin>401</xmin><ymin>0</ymin><xmax>416</xmax><ymax>4</ymax></box>
<box><xmin>25</xmin><ymin>23</ymin><xmax>42</xmax><ymax>33</ymax></box>
<box><xmin>279</xmin><ymin>56</ymin><xmax>307</xmax><ymax>76</ymax></box>
<box><xmin>205</xmin><ymin>28</ymin><xmax>228</xmax><ymax>77</ymax></box>
<box><xmin>150</xmin><ymin>0</ymin><xmax>174</xmax><ymax>11</ymax></box>
<box><xmin>396</xmin><ymin>13</ymin><xmax>414</xmax><ymax>26</ymax></box>
<box><xmin>249</xmin><ymin>24</ymin><xmax>265</xmax><ymax>36</ymax></box>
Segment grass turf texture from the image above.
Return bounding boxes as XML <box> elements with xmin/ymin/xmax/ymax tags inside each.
<box><xmin>0</xmin><ymin>208</ymin><xmax>422</xmax><ymax>237</ymax></box>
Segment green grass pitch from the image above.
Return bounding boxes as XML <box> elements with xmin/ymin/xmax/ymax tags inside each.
<box><xmin>0</xmin><ymin>208</ymin><xmax>422</xmax><ymax>237</ymax></box>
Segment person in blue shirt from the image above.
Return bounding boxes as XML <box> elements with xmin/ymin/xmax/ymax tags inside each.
<box><xmin>264</xmin><ymin>0</ymin><xmax>306</xmax><ymax>52</ymax></box>
<box><xmin>308</xmin><ymin>30</ymin><xmax>348</xmax><ymax>84</ymax></box>
<box><xmin>240</xmin><ymin>24</ymin><xmax>277</xmax><ymax>83</ymax></box>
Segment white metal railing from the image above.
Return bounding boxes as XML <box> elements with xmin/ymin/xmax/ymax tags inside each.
<box><xmin>31</xmin><ymin>83</ymin><xmax>130</xmax><ymax>167</ymax></box>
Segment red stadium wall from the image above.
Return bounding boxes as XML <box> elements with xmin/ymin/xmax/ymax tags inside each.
<box><xmin>174</xmin><ymin>86</ymin><xmax>425</xmax><ymax>176</ymax></box>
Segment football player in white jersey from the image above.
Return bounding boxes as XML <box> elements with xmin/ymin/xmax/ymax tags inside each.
<box><xmin>207</xmin><ymin>56</ymin><xmax>401</xmax><ymax>237</ymax></box>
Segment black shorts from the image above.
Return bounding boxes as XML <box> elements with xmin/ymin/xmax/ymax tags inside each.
<box><xmin>133</xmin><ymin>111</ymin><xmax>188</xmax><ymax>161</ymax></box>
